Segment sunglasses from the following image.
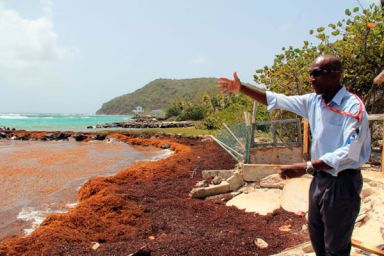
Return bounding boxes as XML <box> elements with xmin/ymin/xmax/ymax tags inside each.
<box><xmin>309</xmin><ymin>69</ymin><xmax>341</xmax><ymax>77</ymax></box>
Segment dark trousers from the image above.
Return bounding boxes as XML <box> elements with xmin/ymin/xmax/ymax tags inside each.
<box><xmin>308</xmin><ymin>170</ymin><xmax>362</xmax><ymax>256</ymax></box>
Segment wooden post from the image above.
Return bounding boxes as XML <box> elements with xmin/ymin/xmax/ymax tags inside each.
<box><xmin>244</xmin><ymin>112</ymin><xmax>252</xmax><ymax>163</ymax></box>
<box><xmin>303</xmin><ymin>120</ymin><xmax>309</xmax><ymax>161</ymax></box>
<box><xmin>381</xmin><ymin>127</ymin><xmax>384</xmax><ymax>175</ymax></box>
<box><xmin>352</xmin><ymin>239</ymin><xmax>384</xmax><ymax>256</ymax></box>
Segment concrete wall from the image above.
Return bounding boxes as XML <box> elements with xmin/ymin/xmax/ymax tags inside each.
<box><xmin>250</xmin><ymin>146</ymin><xmax>303</xmax><ymax>164</ymax></box>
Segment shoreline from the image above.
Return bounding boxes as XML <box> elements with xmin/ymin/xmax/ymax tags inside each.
<box><xmin>0</xmin><ymin>131</ymin><xmax>307</xmax><ymax>255</ymax></box>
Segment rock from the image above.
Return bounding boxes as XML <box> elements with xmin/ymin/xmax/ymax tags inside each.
<box><xmin>238</xmin><ymin>182</ymin><xmax>259</xmax><ymax>194</ymax></box>
<box><xmin>195</xmin><ymin>180</ymin><xmax>207</xmax><ymax>187</ymax></box>
<box><xmin>212</xmin><ymin>176</ymin><xmax>223</xmax><ymax>185</ymax></box>
<box><xmin>254</xmin><ymin>238</ymin><xmax>268</xmax><ymax>249</ymax></box>
<box><xmin>260</xmin><ymin>174</ymin><xmax>285</xmax><ymax>189</ymax></box>
<box><xmin>202</xmin><ymin>169</ymin><xmax>236</xmax><ymax>180</ymax></box>
<box><xmin>92</xmin><ymin>134</ymin><xmax>106</xmax><ymax>141</ymax></box>
<box><xmin>161</xmin><ymin>144</ymin><xmax>170</xmax><ymax>149</ymax></box>
<box><xmin>73</xmin><ymin>134</ymin><xmax>87</xmax><ymax>141</ymax></box>
<box><xmin>56</xmin><ymin>132</ymin><xmax>71</xmax><ymax>140</ymax></box>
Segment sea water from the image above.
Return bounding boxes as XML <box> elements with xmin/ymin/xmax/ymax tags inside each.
<box><xmin>0</xmin><ymin>113</ymin><xmax>133</xmax><ymax>131</ymax></box>
<box><xmin>0</xmin><ymin>140</ymin><xmax>173</xmax><ymax>239</ymax></box>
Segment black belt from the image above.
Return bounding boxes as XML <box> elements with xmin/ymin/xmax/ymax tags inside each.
<box><xmin>315</xmin><ymin>169</ymin><xmax>360</xmax><ymax>178</ymax></box>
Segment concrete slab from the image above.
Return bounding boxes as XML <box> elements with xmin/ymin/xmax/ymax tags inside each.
<box><xmin>226</xmin><ymin>189</ymin><xmax>282</xmax><ymax>215</ymax></box>
<box><xmin>281</xmin><ymin>177</ymin><xmax>312</xmax><ymax>213</ymax></box>
<box><xmin>190</xmin><ymin>181</ymin><xmax>231</xmax><ymax>199</ymax></box>
<box><xmin>227</xmin><ymin>172</ymin><xmax>245</xmax><ymax>191</ymax></box>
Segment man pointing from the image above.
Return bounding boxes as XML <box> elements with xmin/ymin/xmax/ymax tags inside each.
<box><xmin>218</xmin><ymin>55</ymin><xmax>371</xmax><ymax>256</ymax></box>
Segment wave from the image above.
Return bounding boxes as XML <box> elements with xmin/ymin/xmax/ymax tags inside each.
<box><xmin>0</xmin><ymin>114</ymin><xmax>29</xmax><ymax>119</ymax></box>
<box><xmin>17</xmin><ymin>206</ymin><xmax>66</xmax><ymax>235</ymax></box>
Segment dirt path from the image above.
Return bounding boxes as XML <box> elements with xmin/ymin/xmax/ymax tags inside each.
<box><xmin>0</xmin><ymin>132</ymin><xmax>307</xmax><ymax>256</ymax></box>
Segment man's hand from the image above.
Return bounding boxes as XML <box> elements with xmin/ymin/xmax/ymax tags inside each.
<box><xmin>279</xmin><ymin>163</ymin><xmax>306</xmax><ymax>179</ymax></box>
<box><xmin>217</xmin><ymin>72</ymin><xmax>242</xmax><ymax>95</ymax></box>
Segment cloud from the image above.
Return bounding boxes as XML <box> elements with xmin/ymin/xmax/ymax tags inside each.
<box><xmin>192</xmin><ymin>56</ymin><xmax>208</xmax><ymax>65</ymax></box>
<box><xmin>0</xmin><ymin>1</ymin><xmax>73</xmax><ymax>69</ymax></box>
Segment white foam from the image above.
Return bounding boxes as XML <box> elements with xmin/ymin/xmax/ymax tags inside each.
<box><xmin>17</xmin><ymin>206</ymin><xmax>66</xmax><ymax>235</ymax></box>
<box><xmin>65</xmin><ymin>202</ymin><xmax>78</xmax><ymax>208</ymax></box>
<box><xmin>151</xmin><ymin>149</ymin><xmax>174</xmax><ymax>161</ymax></box>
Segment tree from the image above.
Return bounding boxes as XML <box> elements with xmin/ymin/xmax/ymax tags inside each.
<box><xmin>254</xmin><ymin>4</ymin><xmax>384</xmax><ymax>115</ymax></box>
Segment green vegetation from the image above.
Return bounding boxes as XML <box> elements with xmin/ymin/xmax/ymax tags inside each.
<box><xmin>165</xmin><ymin>92</ymin><xmax>269</xmax><ymax>130</ymax></box>
<box><xmin>254</xmin><ymin>4</ymin><xmax>384</xmax><ymax>117</ymax></box>
<box><xmin>96</xmin><ymin>78</ymin><xmax>219</xmax><ymax>114</ymax></box>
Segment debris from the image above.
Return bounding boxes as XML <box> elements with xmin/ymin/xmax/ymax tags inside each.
<box><xmin>148</xmin><ymin>236</ymin><xmax>155</xmax><ymax>240</ymax></box>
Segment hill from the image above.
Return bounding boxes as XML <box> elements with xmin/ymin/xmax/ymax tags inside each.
<box><xmin>96</xmin><ymin>78</ymin><xmax>219</xmax><ymax>115</ymax></box>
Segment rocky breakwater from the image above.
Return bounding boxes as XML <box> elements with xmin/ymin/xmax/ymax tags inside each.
<box><xmin>87</xmin><ymin>116</ymin><xmax>194</xmax><ymax>129</ymax></box>
<box><xmin>0</xmin><ymin>128</ymin><xmax>108</xmax><ymax>142</ymax></box>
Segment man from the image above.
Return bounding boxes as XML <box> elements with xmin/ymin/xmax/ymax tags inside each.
<box><xmin>217</xmin><ymin>55</ymin><xmax>371</xmax><ymax>256</ymax></box>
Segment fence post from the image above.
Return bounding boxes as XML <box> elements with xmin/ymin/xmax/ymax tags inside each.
<box><xmin>303</xmin><ymin>120</ymin><xmax>309</xmax><ymax>161</ymax></box>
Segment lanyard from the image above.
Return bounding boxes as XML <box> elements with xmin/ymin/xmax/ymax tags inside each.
<box><xmin>321</xmin><ymin>94</ymin><xmax>363</xmax><ymax>122</ymax></box>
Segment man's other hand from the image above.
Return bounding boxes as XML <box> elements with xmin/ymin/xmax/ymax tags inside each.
<box><xmin>217</xmin><ymin>72</ymin><xmax>242</xmax><ymax>95</ymax></box>
<box><xmin>279</xmin><ymin>163</ymin><xmax>306</xmax><ymax>179</ymax></box>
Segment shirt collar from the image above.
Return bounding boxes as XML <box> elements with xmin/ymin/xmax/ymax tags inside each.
<box><xmin>327</xmin><ymin>86</ymin><xmax>347</xmax><ymax>106</ymax></box>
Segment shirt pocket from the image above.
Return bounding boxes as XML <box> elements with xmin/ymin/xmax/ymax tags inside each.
<box><xmin>317</xmin><ymin>123</ymin><xmax>343</xmax><ymax>150</ymax></box>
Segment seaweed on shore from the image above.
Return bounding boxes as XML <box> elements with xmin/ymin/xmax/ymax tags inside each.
<box><xmin>0</xmin><ymin>132</ymin><xmax>307</xmax><ymax>256</ymax></box>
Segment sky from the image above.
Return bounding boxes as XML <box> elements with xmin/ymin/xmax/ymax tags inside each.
<box><xmin>0</xmin><ymin>0</ymin><xmax>380</xmax><ymax>114</ymax></box>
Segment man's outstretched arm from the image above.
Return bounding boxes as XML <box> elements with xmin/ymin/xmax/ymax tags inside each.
<box><xmin>217</xmin><ymin>72</ymin><xmax>268</xmax><ymax>105</ymax></box>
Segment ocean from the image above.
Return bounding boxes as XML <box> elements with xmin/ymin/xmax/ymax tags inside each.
<box><xmin>0</xmin><ymin>113</ymin><xmax>133</xmax><ymax>131</ymax></box>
